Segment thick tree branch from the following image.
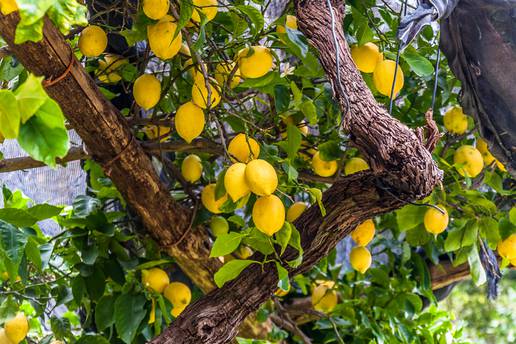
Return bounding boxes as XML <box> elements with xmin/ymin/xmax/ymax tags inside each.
<box><xmin>152</xmin><ymin>0</ymin><xmax>442</xmax><ymax>342</ymax></box>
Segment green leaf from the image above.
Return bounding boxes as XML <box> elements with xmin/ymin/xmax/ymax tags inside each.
<box><xmin>0</xmin><ymin>220</ymin><xmax>28</xmax><ymax>278</ymax></box>
<box><xmin>27</xmin><ymin>204</ymin><xmax>63</xmax><ymax>221</ymax></box>
<box><xmin>114</xmin><ymin>293</ymin><xmax>147</xmax><ymax>344</ymax></box>
<box><xmin>276</xmin><ymin>222</ymin><xmax>292</xmax><ymax>255</ymax></box>
<box><xmin>210</xmin><ymin>232</ymin><xmax>245</xmax><ymax>257</ymax></box>
<box><xmin>73</xmin><ymin>195</ymin><xmax>101</xmax><ymax>217</ymax></box>
<box><xmin>274</xmin><ymin>85</ymin><xmax>290</xmax><ymax>113</ymax></box>
<box><xmin>287</xmin><ymin>225</ymin><xmax>303</xmax><ymax>267</ymax></box>
<box><xmin>0</xmin><ymin>89</ymin><xmax>21</xmax><ymax>139</ymax></box>
<box><xmin>444</xmin><ymin>221</ymin><xmax>478</xmax><ymax>252</ymax></box>
<box><xmin>468</xmin><ymin>246</ymin><xmax>486</xmax><ymax>286</ymax></box>
<box><xmin>227</xmin><ymin>215</ymin><xmax>245</xmax><ymax>227</ymax></box>
<box><xmin>402</xmin><ymin>49</ymin><xmax>434</xmax><ymax>77</ymax></box>
<box><xmin>214</xmin><ymin>259</ymin><xmax>257</xmax><ymax>288</ymax></box>
<box><xmin>76</xmin><ymin>335</ymin><xmax>110</xmax><ymax>344</ymax></box>
<box><xmin>215</xmin><ymin>168</ymin><xmax>227</xmax><ymax>201</ymax></box>
<box><xmin>0</xmin><ymin>296</ymin><xmax>18</xmax><ymax>323</ymax></box>
<box><xmin>396</xmin><ymin>205</ymin><xmax>426</xmax><ymax>231</ymax></box>
<box><xmin>309</xmin><ymin>188</ymin><xmax>325</xmax><ymax>216</ymax></box>
<box><xmin>510</xmin><ymin>207</ymin><xmax>516</xmax><ymax>225</ymax></box>
<box><xmin>405</xmin><ymin>225</ymin><xmax>432</xmax><ymax>246</ymax></box>
<box><xmin>478</xmin><ymin>217</ymin><xmax>500</xmax><ymax>249</ymax></box>
<box><xmin>242</xmin><ymin>228</ymin><xmax>274</xmax><ymax>255</ymax></box>
<box><xmin>18</xmin><ymin>98</ymin><xmax>69</xmax><ymax>167</ymax></box>
<box><xmin>14</xmin><ymin>74</ymin><xmax>47</xmax><ymax>123</ymax></box>
<box><xmin>25</xmin><ymin>237</ymin><xmax>42</xmax><ymax>271</ymax></box>
<box><xmin>275</xmin><ymin>262</ymin><xmax>290</xmax><ymax>292</ymax></box>
<box><xmin>285</xmin><ymin>124</ymin><xmax>302</xmax><ymax>159</ymax></box>
<box><xmin>318</xmin><ymin>140</ymin><xmax>342</xmax><ymax>161</ymax></box>
<box><xmin>236</xmin><ymin>5</ymin><xmax>264</xmax><ymax>36</ymax></box>
<box><xmin>0</xmin><ymin>208</ymin><xmax>38</xmax><ymax>227</ymax></box>
<box><xmin>175</xmin><ymin>0</ymin><xmax>194</xmax><ymax>38</ymax></box>
<box><xmin>299</xmin><ymin>100</ymin><xmax>317</xmax><ymax>125</ymax></box>
<box><xmin>95</xmin><ymin>295</ymin><xmax>116</xmax><ymax>331</ymax></box>
<box><xmin>285</xmin><ymin>28</ymin><xmax>308</xmax><ymax>58</ymax></box>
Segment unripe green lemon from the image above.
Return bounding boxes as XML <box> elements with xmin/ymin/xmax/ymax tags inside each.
<box><xmin>143</xmin><ymin>0</ymin><xmax>169</xmax><ymax>20</ymax></box>
<box><xmin>350</xmin><ymin>246</ymin><xmax>372</xmax><ymax>274</ymax></box>
<box><xmin>181</xmin><ymin>154</ymin><xmax>203</xmax><ymax>183</ymax></box>
<box><xmin>312</xmin><ymin>151</ymin><xmax>338</xmax><ymax>177</ymax></box>
<box><xmin>224</xmin><ymin>162</ymin><xmax>251</xmax><ymax>202</ymax></box>
<box><xmin>237</xmin><ymin>46</ymin><xmax>273</xmax><ymax>79</ymax></box>
<box><xmin>228</xmin><ymin>133</ymin><xmax>260</xmax><ymax>163</ymax></box>
<box><xmin>201</xmin><ymin>184</ymin><xmax>228</xmax><ymax>214</ymax></box>
<box><xmin>133</xmin><ymin>74</ymin><xmax>161</xmax><ymax>110</ymax></box>
<box><xmin>175</xmin><ymin>101</ymin><xmax>205</xmax><ymax>143</ymax></box>
<box><xmin>351</xmin><ymin>219</ymin><xmax>375</xmax><ymax>246</ymax></box>
<box><xmin>245</xmin><ymin>159</ymin><xmax>278</xmax><ymax>196</ymax></box>
<box><xmin>79</xmin><ymin>25</ymin><xmax>108</xmax><ymax>57</ymax></box>
<box><xmin>252</xmin><ymin>195</ymin><xmax>285</xmax><ymax>236</ymax></box>
<box><xmin>286</xmin><ymin>202</ymin><xmax>307</xmax><ymax>222</ymax></box>
<box><xmin>453</xmin><ymin>145</ymin><xmax>484</xmax><ymax>178</ymax></box>
<box><xmin>210</xmin><ymin>216</ymin><xmax>229</xmax><ymax>237</ymax></box>
<box><xmin>344</xmin><ymin>157</ymin><xmax>369</xmax><ymax>175</ymax></box>
<box><xmin>350</xmin><ymin>42</ymin><xmax>382</xmax><ymax>73</ymax></box>
<box><xmin>423</xmin><ymin>205</ymin><xmax>449</xmax><ymax>235</ymax></box>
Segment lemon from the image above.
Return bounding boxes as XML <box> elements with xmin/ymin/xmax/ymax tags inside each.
<box><xmin>228</xmin><ymin>133</ymin><xmax>260</xmax><ymax>163</ymax></box>
<box><xmin>78</xmin><ymin>25</ymin><xmax>107</xmax><ymax>58</ymax></box>
<box><xmin>252</xmin><ymin>195</ymin><xmax>285</xmax><ymax>236</ymax></box>
<box><xmin>497</xmin><ymin>234</ymin><xmax>516</xmax><ymax>260</ymax></box>
<box><xmin>96</xmin><ymin>54</ymin><xmax>128</xmax><ymax>84</ymax></box>
<box><xmin>0</xmin><ymin>0</ymin><xmax>17</xmax><ymax>15</ymax></box>
<box><xmin>210</xmin><ymin>216</ymin><xmax>229</xmax><ymax>237</ymax></box>
<box><xmin>224</xmin><ymin>162</ymin><xmax>251</xmax><ymax>202</ymax></box>
<box><xmin>373</xmin><ymin>59</ymin><xmax>404</xmax><ymax>97</ymax></box>
<box><xmin>453</xmin><ymin>145</ymin><xmax>484</xmax><ymax>178</ymax></box>
<box><xmin>299</xmin><ymin>121</ymin><xmax>309</xmax><ymax>136</ymax></box>
<box><xmin>312</xmin><ymin>151</ymin><xmax>338</xmax><ymax>177</ymax></box>
<box><xmin>274</xmin><ymin>284</ymin><xmax>290</xmax><ymax>297</ymax></box>
<box><xmin>350</xmin><ymin>246</ymin><xmax>372</xmax><ymax>274</ymax></box>
<box><xmin>201</xmin><ymin>184</ymin><xmax>228</xmax><ymax>214</ymax></box>
<box><xmin>423</xmin><ymin>205</ymin><xmax>449</xmax><ymax>235</ymax></box>
<box><xmin>148</xmin><ymin>298</ymin><xmax>156</xmax><ymax>324</ymax></box>
<box><xmin>237</xmin><ymin>46</ymin><xmax>273</xmax><ymax>79</ymax></box>
<box><xmin>143</xmin><ymin>0</ymin><xmax>169</xmax><ymax>20</ymax></box>
<box><xmin>175</xmin><ymin>101</ymin><xmax>205</xmax><ymax>143</ymax></box>
<box><xmin>443</xmin><ymin>106</ymin><xmax>468</xmax><ymax>134</ymax></box>
<box><xmin>171</xmin><ymin>306</ymin><xmax>186</xmax><ymax>317</ymax></box>
<box><xmin>4</xmin><ymin>313</ymin><xmax>28</xmax><ymax>344</ymax></box>
<box><xmin>143</xmin><ymin>125</ymin><xmax>171</xmax><ymax>142</ymax></box>
<box><xmin>181</xmin><ymin>154</ymin><xmax>203</xmax><ymax>183</ymax></box>
<box><xmin>147</xmin><ymin>15</ymin><xmax>182</xmax><ymax>60</ymax></box>
<box><xmin>350</xmin><ymin>42</ymin><xmax>382</xmax><ymax>73</ymax></box>
<box><xmin>0</xmin><ymin>329</ymin><xmax>13</xmax><ymax>344</ymax></box>
<box><xmin>214</xmin><ymin>62</ymin><xmax>241</xmax><ymax>89</ymax></box>
<box><xmin>344</xmin><ymin>157</ymin><xmax>369</xmax><ymax>175</ymax></box>
<box><xmin>311</xmin><ymin>283</ymin><xmax>338</xmax><ymax>313</ymax></box>
<box><xmin>245</xmin><ymin>159</ymin><xmax>278</xmax><ymax>196</ymax></box>
<box><xmin>133</xmin><ymin>74</ymin><xmax>161</xmax><ymax>110</ymax></box>
<box><xmin>191</xmin><ymin>0</ymin><xmax>218</xmax><ymax>23</ymax></box>
<box><xmin>511</xmin><ymin>258</ymin><xmax>516</xmax><ymax>267</ymax></box>
<box><xmin>180</xmin><ymin>43</ymin><xmax>191</xmax><ymax>56</ymax></box>
<box><xmin>164</xmin><ymin>282</ymin><xmax>192</xmax><ymax>308</ymax></box>
<box><xmin>235</xmin><ymin>245</ymin><xmax>253</xmax><ymax>259</ymax></box>
<box><xmin>191</xmin><ymin>73</ymin><xmax>221</xmax><ymax>109</ymax></box>
<box><xmin>142</xmin><ymin>268</ymin><xmax>170</xmax><ymax>293</ymax></box>
<box><xmin>287</xmin><ymin>202</ymin><xmax>307</xmax><ymax>222</ymax></box>
<box><xmin>277</xmin><ymin>15</ymin><xmax>298</xmax><ymax>34</ymax></box>
<box><xmin>351</xmin><ymin>219</ymin><xmax>375</xmax><ymax>246</ymax></box>
<box><xmin>476</xmin><ymin>138</ymin><xmax>506</xmax><ymax>171</ymax></box>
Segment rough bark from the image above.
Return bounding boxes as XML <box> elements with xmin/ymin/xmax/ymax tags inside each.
<box><xmin>150</xmin><ymin>1</ymin><xmax>442</xmax><ymax>342</ymax></box>
<box><xmin>0</xmin><ymin>13</ymin><xmax>266</xmax><ymax>338</ymax></box>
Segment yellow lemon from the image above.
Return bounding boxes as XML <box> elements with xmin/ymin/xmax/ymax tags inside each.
<box><xmin>0</xmin><ymin>0</ymin><xmax>18</xmax><ymax>15</ymax></box>
<box><xmin>351</xmin><ymin>219</ymin><xmax>375</xmax><ymax>246</ymax></box>
<box><xmin>147</xmin><ymin>15</ymin><xmax>182</xmax><ymax>60</ymax></box>
<box><xmin>133</xmin><ymin>74</ymin><xmax>161</xmax><ymax>110</ymax></box>
<box><xmin>423</xmin><ymin>205</ymin><xmax>449</xmax><ymax>235</ymax></box>
<box><xmin>96</xmin><ymin>54</ymin><xmax>128</xmax><ymax>84</ymax></box>
<box><xmin>453</xmin><ymin>145</ymin><xmax>484</xmax><ymax>178</ymax></box>
<box><xmin>350</xmin><ymin>246</ymin><xmax>372</xmax><ymax>274</ymax></box>
<box><xmin>148</xmin><ymin>298</ymin><xmax>156</xmax><ymax>324</ymax></box>
<box><xmin>277</xmin><ymin>14</ymin><xmax>298</xmax><ymax>34</ymax></box>
<box><xmin>224</xmin><ymin>162</ymin><xmax>251</xmax><ymax>202</ymax></box>
<box><xmin>373</xmin><ymin>59</ymin><xmax>404</xmax><ymax>97</ymax></box>
<box><xmin>237</xmin><ymin>46</ymin><xmax>273</xmax><ymax>79</ymax></box>
<box><xmin>143</xmin><ymin>125</ymin><xmax>171</xmax><ymax>142</ymax></box>
<box><xmin>143</xmin><ymin>0</ymin><xmax>169</xmax><ymax>20</ymax></box>
<box><xmin>312</xmin><ymin>151</ymin><xmax>338</xmax><ymax>177</ymax></box>
<box><xmin>171</xmin><ymin>306</ymin><xmax>186</xmax><ymax>317</ymax></box>
<box><xmin>476</xmin><ymin>138</ymin><xmax>505</xmax><ymax>171</ymax></box>
<box><xmin>191</xmin><ymin>73</ymin><xmax>221</xmax><ymax>109</ymax></box>
<box><xmin>201</xmin><ymin>184</ymin><xmax>228</xmax><ymax>214</ymax></box>
<box><xmin>191</xmin><ymin>0</ymin><xmax>218</xmax><ymax>23</ymax></box>
<box><xmin>511</xmin><ymin>258</ymin><xmax>516</xmax><ymax>267</ymax></box>
<box><xmin>252</xmin><ymin>195</ymin><xmax>285</xmax><ymax>236</ymax></box>
<box><xmin>311</xmin><ymin>283</ymin><xmax>338</xmax><ymax>313</ymax></box>
<box><xmin>443</xmin><ymin>106</ymin><xmax>468</xmax><ymax>135</ymax></box>
<box><xmin>210</xmin><ymin>216</ymin><xmax>229</xmax><ymax>237</ymax></box>
<box><xmin>5</xmin><ymin>313</ymin><xmax>29</xmax><ymax>344</ymax></box>
<box><xmin>175</xmin><ymin>101</ymin><xmax>205</xmax><ymax>143</ymax></box>
<box><xmin>228</xmin><ymin>133</ymin><xmax>260</xmax><ymax>163</ymax></box>
<box><xmin>214</xmin><ymin>61</ymin><xmax>241</xmax><ymax>89</ymax></box>
<box><xmin>350</xmin><ymin>42</ymin><xmax>382</xmax><ymax>73</ymax></box>
<box><xmin>245</xmin><ymin>159</ymin><xmax>278</xmax><ymax>196</ymax></box>
<box><xmin>164</xmin><ymin>282</ymin><xmax>192</xmax><ymax>308</ymax></box>
<box><xmin>181</xmin><ymin>154</ymin><xmax>203</xmax><ymax>183</ymax></box>
<box><xmin>78</xmin><ymin>25</ymin><xmax>107</xmax><ymax>58</ymax></box>
<box><xmin>286</xmin><ymin>202</ymin><xmax>307</xmax><ymax>222</ymax></box>
<box><xmin>142</xmin><ymin>268</ymin><xmax>170</xmax><ymax>293</ymax></box>
<box><xmin>299</xmin><ymin>121</ymin><xmax>309</xmax><ymax>136</ymax></box>
<box><xmin>0</xmin><ymin>329</ymin><xmax>13</xmax><ymax>344</ymax></box>
<box><xmin>344</xmin><ymin>157</ymin><xmax>369</xmax><ymax>175</ymax></box>
<box><xmin>497</xmin><ymin>234</ymin><xmax>516</xmax><ymax>260</ymax></box>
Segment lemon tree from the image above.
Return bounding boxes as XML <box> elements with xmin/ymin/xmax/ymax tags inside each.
<box><xmin>0</xmin><ymin>0</ymin><xmax>514</xmax><ymax>343</ymax></box>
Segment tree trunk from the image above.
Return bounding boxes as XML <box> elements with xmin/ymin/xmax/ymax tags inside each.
<box><xmin>150</xmin><ymin>1</ymin><xmax>442</xmax><ymax>342</ymax></box>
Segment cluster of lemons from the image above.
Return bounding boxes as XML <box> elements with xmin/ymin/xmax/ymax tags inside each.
<box><xmin>311</xmin><ymin>153</ymin><xmax>370</xmax><ymax>178</ymax></box>
<box><xmin>311</xmin><ymin>280</ymin><xmax>338</xmax><ymax>313</ymax></box>
<box><xmin>349</xmin><ymin>219</ymin><xmax>375</xmax><ymax>274</ymax></box>
<box><xmin>350</xmin><ymin>42</ymin><xmax>404</xmax><ymax>97</ymax></box>
<box><xmin>0</xmin><ymin>313</ymin><xmax>28</xmax><ymax>344</ymax></box>
<box><xmin>443</xmin><ymin>106</ymin><xmax>506</xmax><ymax>178</ymax></box>
<box><xmin>141</xmin><ymin>267</ymin><xmax>192</xmax><ymax>318</ymax></box>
